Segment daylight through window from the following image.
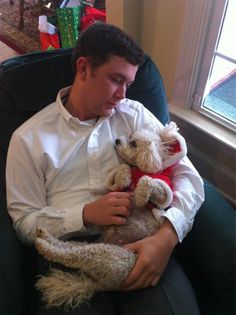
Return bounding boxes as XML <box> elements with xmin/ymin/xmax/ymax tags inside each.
<box><xmin>201</xmin><ymin>0</ymin><xmax>236</xmax><ymax>129</ymax></box>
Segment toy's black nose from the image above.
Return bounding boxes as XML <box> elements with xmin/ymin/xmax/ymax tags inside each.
<box><xmin>115</xmin><ymin>139</ymin><xmax>121</xmax><ymax>145</ymax></box>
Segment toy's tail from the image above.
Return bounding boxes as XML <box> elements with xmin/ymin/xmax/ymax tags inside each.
<box><xmin>36</xmin><ymin>268</ymin><xmax>101</xmax><ymax>310</ymax></box>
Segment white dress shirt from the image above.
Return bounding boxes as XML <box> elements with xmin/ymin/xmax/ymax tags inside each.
<box><xmin>6</xmin><ymin>87</ymin><xmax>204</xmax><ymax>244</ymax></box>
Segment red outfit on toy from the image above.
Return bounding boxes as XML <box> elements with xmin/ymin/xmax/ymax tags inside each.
<box><xmin>130</xmin><ymin>166</ymin><xmax>173</xmax><ymax>191</ymax></box>
<box><xmin>129</xmin><ymin>137</ymin><xmax>186</xmax><ymax>210</ymax></box>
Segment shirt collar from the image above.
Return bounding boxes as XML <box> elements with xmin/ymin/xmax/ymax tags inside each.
<box><xmin>57</xmin><ymin>86</ymin><xmax>73</xmax><ymax>123</ymax></box>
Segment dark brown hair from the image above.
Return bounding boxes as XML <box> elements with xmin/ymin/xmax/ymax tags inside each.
<box><xmin>71</xmin><ymin>22</ymin><xmax>144</xmax><ymax>73</ymax></box>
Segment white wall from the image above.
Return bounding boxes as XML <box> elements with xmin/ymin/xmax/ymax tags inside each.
<box><xmin>106</xmin><ymin>0</ymin><xmax>186</xmax><ymax>98</ymax></box>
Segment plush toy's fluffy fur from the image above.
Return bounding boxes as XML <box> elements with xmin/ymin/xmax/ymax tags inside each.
<box><xmin>105</xmin><ymin>122</ymin><xmax>187</xmax><ymax>210</ymax></box>
<box><xmin>35</xmin><ymin>228</ymin><xmax>136</xmax><ymax>309</ymax></box>
<box><xmin>35</xmin><ymin>122</ymin><xmax>187</xmax><ymax>310</ymax></box>
<box><xmin>35</xmin><ymin>208</ymin><xmax>164</xmax><ymax>309</ymax></box>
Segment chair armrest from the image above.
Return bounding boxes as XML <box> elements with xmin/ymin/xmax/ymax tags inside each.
<box><xmin>176</xmin><ymin>180</ymin><xmax>235</xmax><ymax>314</ymax></box>
<box><xmin>0</xmin><ymin>197</ymin><xmax>24</xmax><ymax>315</ymax></box>
<box><xmin>182</xmin><ymin>180</ymin><xmax>235</xmax><ymax>287</ymax></box>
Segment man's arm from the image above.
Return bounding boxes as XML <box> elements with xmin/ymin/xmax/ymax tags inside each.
<box><xmin>121</xmin><ymin>155</ymin><xmax>204</xmax><ymax>290</ymax></box>
<box><xmin>163</xmin><ymin>156</ymin><xmax>205</xmax><ymax>242</ymax></box>
<box><xmin>6</xmin><ymin>133</ymin><xmax>87</xmax><ymax>244</ymax></box>
<box><xmin>121</xmin><ymin>219</ymin><xmax>178</xmax><ymax>290</ymax></box>
<box><xmin>6</xmin><ymin>132</ymin><xmax>132</xmax><ymax>244</ymax></box>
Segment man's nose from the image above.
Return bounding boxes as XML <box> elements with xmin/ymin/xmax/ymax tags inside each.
<box><xmin>115</xmin><ymin>85</ymin><xmax>126</xmax><ymax>99</ymax></box>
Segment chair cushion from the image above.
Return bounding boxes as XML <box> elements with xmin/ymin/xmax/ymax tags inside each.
<box><xmin>126</xmin><ymin>55</ymin><xmax>169</xmax><ymax>124</ymax></box>
<box><xmin>0</xmin><ymin>194</ymin><xmax>24</xmax><ymax>315</ymax></box>
<box><xmin>176</xmin><ymin>179</ymin><xmax>236</xmax><ymax>315</ymax></box>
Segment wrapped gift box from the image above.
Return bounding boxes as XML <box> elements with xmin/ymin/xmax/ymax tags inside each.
<box><xmin>56</xmin><ymin>5</ymin><xmax>81</xmax><ymax>48</ymax></box>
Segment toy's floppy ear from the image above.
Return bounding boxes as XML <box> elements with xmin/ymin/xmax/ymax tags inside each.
<box><xmin>160</xmin><ymin>122</ymin><xmax>187</xmax><ymax>169</ymax></box>
<box><xmin>136</xmin><ymin>143</ymin><xmax>162</xmax><ymax>173</ymax></box>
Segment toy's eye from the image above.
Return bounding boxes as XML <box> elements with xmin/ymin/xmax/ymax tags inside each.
<box><xmin>130</xmin><ymin>140</ymin><xmax>137</xmax><ymax>148</ymax></box>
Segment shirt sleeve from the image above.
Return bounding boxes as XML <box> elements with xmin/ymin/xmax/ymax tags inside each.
<box><xmin>6</xmin><ymin>133</ymin><xmax>87</xmax><ymax>245</ymax></box>
<box><xmin>162</xmin><ymin>156</ymin><xmax>205</xmax><ymax>242</ymax></box>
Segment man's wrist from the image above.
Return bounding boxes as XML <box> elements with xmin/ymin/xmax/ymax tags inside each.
<box><xmin>83</xmin><ymin>203</ymin><xmax>92</xmax><ymax>226</ymax></box>
<box><xmin>157</xmin><ymin>219</ymin><xmax>179</xmax><ymax>248</ymax></box>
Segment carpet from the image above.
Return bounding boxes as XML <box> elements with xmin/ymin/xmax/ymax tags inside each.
<box><xmin>204</xmin><ymin>72</ymin><xmax>236</xmax><ymax>123</ymax></box>
<box><xmin>0</xmin><ymin>0</ymin><xmax>105</xmax><ymax>54</ymax></box>
<box><xmin>0</xmin><ymin>0</ymin><xmax>43</xmax><ymax>53</ymax></box>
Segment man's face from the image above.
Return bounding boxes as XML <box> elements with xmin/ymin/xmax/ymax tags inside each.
<box><xmin>79</xmin><ymin>56</ymin><xmax>138</xmax><ymax>119</ymax></box>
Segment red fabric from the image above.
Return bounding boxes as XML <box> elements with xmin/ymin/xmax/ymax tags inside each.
<box><xmin>130</xmin><ymin>167</ymin><xmax>172</xmax><ymax>190</ymax></box>
<box><xmin>169</xmin><ymin>140</ymin><xmax>181</xmax><ymax>154</ymax></box>
<box><xmin>81</xmin><ymin>6</ymin><xmax>106</xmax><ymax>30</ymax></box>
<box><xmin>39</xmin><ymin>33</ymin><xmax>60</xmax><ymax>51</ymax></box>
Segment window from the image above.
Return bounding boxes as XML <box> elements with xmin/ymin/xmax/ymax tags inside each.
<box><xmin>193</xmin><ymin>0</ymin><xmax>236</xmax><ymax>131</ymax></box>
<box><xmin>171</xmin><ymin>0</ymin><xmax>236</xmax><ymax>132</ymax></box>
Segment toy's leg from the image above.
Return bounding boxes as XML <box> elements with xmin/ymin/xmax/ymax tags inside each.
<box><xmin>36</xmin><ymin>268</ymin><xmax>101</xmax><ymax>310</ymax></box>
<box><xmin>35</xmin><ymin>235</ymin><xmax>136</xmax><ymax>289</ymax></box>
<box><xmin>36</xmin><ymin>228</ymin><xmax>88</xmax><ymax>249</ymax></box>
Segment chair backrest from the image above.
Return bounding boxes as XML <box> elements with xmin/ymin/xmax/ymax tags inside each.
<box><xmin>0</xmin><ymin>48</ymin><xmax>169</xmax><ymax>315</ymax></box>
<box><xmin>0</xmin><ymin>48</ymin><xmax>169</xmax><ymax>196</ymax></box>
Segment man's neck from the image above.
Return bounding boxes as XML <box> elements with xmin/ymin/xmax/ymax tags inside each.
<box><xmin>64</xmin><ymin>97</ymin><xmax>96</xmax><ymax>121</ymax></box>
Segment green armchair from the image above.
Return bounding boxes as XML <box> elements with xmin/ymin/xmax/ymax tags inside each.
<box><xmin>0</xmin><ymin>49</ymin><xmax>235</xmax><ymax>315</ymax></box>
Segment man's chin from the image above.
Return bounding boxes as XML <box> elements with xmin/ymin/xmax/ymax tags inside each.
<box><xmin>103</xmin><ymin>108</ymin><xmax>115</xmax><ymax>116</ymax></box>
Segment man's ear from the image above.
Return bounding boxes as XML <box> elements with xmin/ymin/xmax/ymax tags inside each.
<box><xmin>137</xmin><ymin>143</ymin><xmax>162</xmax><ymax>173</ymax></box>
<box><xmin>76</xmin><ymin>57</ymin><xmax>89</xmax><ymax>80</ymax></box>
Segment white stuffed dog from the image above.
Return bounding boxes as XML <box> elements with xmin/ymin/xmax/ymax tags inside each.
<box><xmin>105</xmin><ymin>121</ymin><xmax>187</xmax><ymax>210</ymax></box>
<box><xmin>35</xmin><ymin>122</ymin><xmax>187</xmax><ymax>310</ymax></box>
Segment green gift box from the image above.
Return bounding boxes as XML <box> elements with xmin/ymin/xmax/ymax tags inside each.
<box><xmin>56</xmin><ymin>6</ymin><xmax>81</xmax><ymax>48</ymax></box>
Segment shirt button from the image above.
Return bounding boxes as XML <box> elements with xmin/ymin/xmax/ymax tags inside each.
<box><xmin>92</xmin><ymin>153</ymin><xmax>97</xmax><ymax>160</ymax></box>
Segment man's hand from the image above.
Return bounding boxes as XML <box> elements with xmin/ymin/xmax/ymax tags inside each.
<box><xmin>83</xmin><ymin>192</ymin><xmax>131</xmax><ymax>226</ymax></box>
<box><xmin>121</xmin><ymin>220</ymin><xmax>178</xmax><ymax>291</ymax></box>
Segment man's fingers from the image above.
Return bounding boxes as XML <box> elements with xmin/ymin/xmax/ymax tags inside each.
<box><xmin>113</xmin><ymin>198</ymin><xmax>131</xmax><ymax>208</ymax></box>
<box><xmin>121</xmin><ymin>258</ymin><xmax>144</xmax><ymax>288</ymax></box>
<box><xmin>111</xmin><ymin>215</ymin><xmax>127</xmax><ymax>225</ymax></box>
<box><xmin>151</xmin><ymin>274</ymin><xmax>161</xmax><ymax>287</ymax></box>
<box><xmin>112</xmin><ymin>192</ymin><xmax>131</xmax><ymax>199</ymax></box>
<box><xmin>113</xmin><ymin>206</ymin><xmax>130</xmax><ymax>216</ymax></box>
<box><xmin>122</xmin><ymin>270</ymin><xmax>160</xmax><ymax>291</ymax></box>
<box><xmin>122</xmin><ymin>270</ymin><xmax>148</xmax><ymax>291</ymax></box>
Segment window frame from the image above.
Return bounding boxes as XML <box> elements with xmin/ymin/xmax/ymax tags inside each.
<box><xmin>170</xmin><ymin>0</ymin><xmax>235</xmax><ymax>132</ymax></box>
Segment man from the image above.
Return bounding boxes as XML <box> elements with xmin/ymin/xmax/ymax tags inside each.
<box><xmin>6</xmin><ymin>23</ymin><xmax>204</xmax><ymax>314</ymax></box>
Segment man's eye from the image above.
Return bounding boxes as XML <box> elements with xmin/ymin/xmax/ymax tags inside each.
<box><xmin>130</xmin><ymin>140</ymin><xmax>137</xmax><ymax>148</ymax></box>
<box><xmin>126</xmin><ymin>82</ymin><xmax>133</xmax><ymax>89</ymax></box>
<box><xmin>111</xmin><ymin>77</ymin><xmax>123</xmax><ymax>85</ymax></box>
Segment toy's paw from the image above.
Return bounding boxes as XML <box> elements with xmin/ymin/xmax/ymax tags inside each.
<box><xmin>151</xmin><ymin>185</ymin><xmax>167</xmax><ymax>206</ymax></box>
<box><xmin>36</xmin><ymin>228</ymin><xmax>49</xmax><ymax>240</ymax></box>
<box><xmin>105</xmin><ymin>164</ymin><xmax>131</xmax><ymax>191</ymax></box>
<box><xmin>150</xmin><ymin>179</ymin><xmax>173</xmax><ymax>209</ymax></box>
<box><xmin>115</xmin><ymin>163</ymin><xmax>132</xmax><ymax>189</ymax></box>
<box><xmin>135</xmin><ymin>176</ymin><xmax>152</xmax><ymax>206</ymax></box>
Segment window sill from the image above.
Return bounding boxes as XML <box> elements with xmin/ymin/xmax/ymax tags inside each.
<box><xmin>168</xmin><ymin>103</ymin><xmax>236</xmax><ymax>151</ymax></box>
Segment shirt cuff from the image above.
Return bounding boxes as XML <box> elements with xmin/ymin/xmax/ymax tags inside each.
<box><xmin>62</xmin><ymin>204</ymin><xmax>101</xmax><ymax>239</ymax></box>
<box><xmin>63</xmin><ymin>204</ymin><xmax>87</xmax><ymax>236</ymax></box>
<box><xmin>162</xmin><ymin>207</ymin><xmax>191</xmax><ymax>242</ymax></box>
